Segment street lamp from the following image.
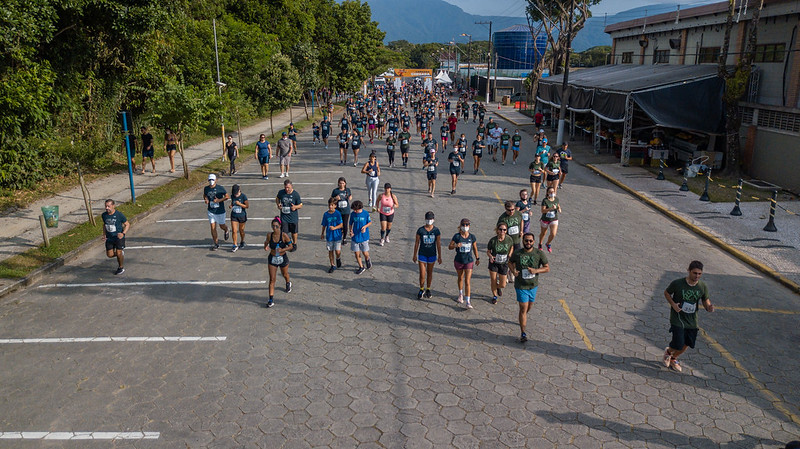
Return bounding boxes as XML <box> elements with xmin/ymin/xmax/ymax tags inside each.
<box><xmin>461</xmin><ymin>33</ymin><xmax>472</xmax><ymax>93</ymax></box>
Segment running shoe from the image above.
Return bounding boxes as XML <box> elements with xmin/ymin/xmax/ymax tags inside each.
<box><xmin>520</xmin><ymin>332</ymin><xmax>528</xmax><ymax>343</ymax></box>
<box><xmin>328</xmin><ymin>266</ymin><xmax>335</xmax><ymax>273</ymax></box>
<box><xmin>538</xmin><ymin>244</ymin><xmax>542</xmax><ymax>250</ymax></box>
<box><xmin>231</xmin><ymin>245</ymin><xmax>238</xmax><ymax>252</ymax></box>
<box><xmin>669</xmin><ymin>358</ymin><xmax>682</xmax><ymax>372</ymax></box>
<box><xmin>532</xmin><ymin>200</ymin><xmax>537</xmax><ymax>205</ymax></box>
<box><xmin>265</xmin><ymin>299</ymin><xmax>274</xmax><ymax>308</ymax></box>
<box><xmin>546</xmin><ymin>244</ymin><xmax>552</xmax><ymax>253</ymax></box>
<box><xmin>336</xmin><ymin>258</ymin><xmax>342</xmax><ymax>268</ymax></box>
<box><xmin>497</xmin><ymin>288</ymin><xmax>503</xmax><ymax>297</ymax></box>
<box><xmin>353</xmin><ymin>162</ymin><xmax>357</xmax><ymax>167</ymax></box>
<box><xmin>239</xmin><ymin>242</ymin><xmax>246</xmax><ymax>248</ymax></box>
<box><xmin>264</xmin><ymin>175</ymin><xmax>269</xmax><ymax>180</ymax></box>
<box><xmin>512</xmin><ymin>161</ymin><xmax>516</xmax><ymax>165</ymax></box>
<box><xmin>385</xmin><ymin>236</ymin><xmax>390</xmax><ymax>243</ymax></box>
<box><xmin>417</xmin><ymin>289</ymin><xmax>424</xmax><ymax>300</ymax></box>
<box><xmin>424</xmin><ymin>289</ymin><xmax>432</xmax><ymax>298</ymax></box>
<box><xmin>286</xmin><ymin>281</ymin><xmax>292</xmax><ymax>293</ymax></box>
<box><xmin>558</xmin><ymin>184</ymin><xmax>562</xmax><ymax>189</ymax></box>
<box><xmin>456</xmin><ymin>294</ymin><xmax>464</xmax><ymax>304</ymax></box>
<box><xmin>450</xmin><ymin>190</ymin><xmax>455</xmax><ymax>195</ymax></box>
<box><xmin>224</xmin><ymin>230</ymin><xmax>230</xmax><ymax>241</ymax></box>
<box><xmin>466</xmin><ymin>302</ymin><xmax>473</xmax><ymax>309</ymax></box>
<box><xmin>366</xmin><ymin>259</ymin><xmax>372</xmax><ymax>269</ymax></box>
<box><xmin>211</xmin><ymin>243</ymin><xmax>220</xmax><ymax>251</ymax></box>
<box><xmin>279</xmin><ymin>173</ymin><xmax>285</xmax><ymax>178</ymax></box>
<box><xmin>114</xmin><ymin>267</ymin><xmax>125</xmax><ymax>275</ymax></box>
<box><xmin>662</xmin><ymin>347</ymin><xmax>672</xmax><ymax>367</ymax></box>
<box><xmin>491</xmin><ymin>296</ymin><xmax>498</xmax><ymax>304</ymax></box>
<box><xmin>356</xmin><ymin>266</ymin><xmax>366</xmax><ymax>275</ymax></box>
<box><xmin>379</xmin><ymin>238</ymin><xmax>385</xmax><ymax>246</ymax></box>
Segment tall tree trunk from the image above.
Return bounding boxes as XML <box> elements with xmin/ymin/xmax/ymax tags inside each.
<box><xmin>178</xmin><ymin>127</ymin><xmax>189</xmax><ymax>179</ymax></box>
<box><xmin>269</xmin><ymin>111</ymin><xmax>275</xmax><ymax>137</ymax></box>
<box><xmin>302</xmin><ymin>92</ymin><xmax>310</xmax><ymax>120</ymax></box>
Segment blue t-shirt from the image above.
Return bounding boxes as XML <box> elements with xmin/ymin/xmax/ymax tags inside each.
<box><xmin>349</xmin><ymin>211</ymin><xmax>371</xmax><ymax>243</ymax></box>
<box><xmin>256</xmin><ymin>141</ymin><xmax>271</xmax><ymax>158</ymax></box>
<box><xmin>321</xmin><ymin>210</ymin><xmax>343</xmax><ymax>242</ymax></box>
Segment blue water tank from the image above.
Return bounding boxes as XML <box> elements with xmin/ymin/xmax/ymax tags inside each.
<box><xmin>493</xmin><ymin>25</ymin><xmax>547</xmax><ymax>70</ymax></box>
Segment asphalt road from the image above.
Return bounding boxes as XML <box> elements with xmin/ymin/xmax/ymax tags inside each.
<box><xmin>1</xmin><ymin>111</ymin><xmax>798</xmax><ymax>448</ymax></box>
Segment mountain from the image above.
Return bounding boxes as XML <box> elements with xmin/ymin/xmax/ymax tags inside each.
<box><xmin>364</xmin><ymin>0</ymin><xmax>689</xmax><ymax>52</ymax></box>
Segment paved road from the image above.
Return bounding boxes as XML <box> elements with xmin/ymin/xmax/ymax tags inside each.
<box><xmin>1</xmin><ymin>111</ymin><xmax>798</xmax><ymax>448</ymax></box>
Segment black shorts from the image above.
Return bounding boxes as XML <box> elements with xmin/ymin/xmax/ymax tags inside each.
<box><xmin>230</xmin><ymin>215</ymin><xmax>247</xmax><ymax>223</ymax></box>
<box><xmin>259</xmin><ymin>156</ymin><xmax>270</xmax><ymax>165</ymax></box>
<box><xmin>669</xmin><ymin>325</ymin><xmax>698</xmax><ymax>350</ymax></box>
<box><xmin>530</xmin><ymin>175</ymin><xmax>542</xmax><ymax>183</ymax></box>
<box><xmin>560</xmin><ymin>165</ymin><xmax>569</xmax><ymax>174</ymax></box>
<box><xmin>105</xmin><ymin>238</ymin><xmax>125</xmax><ymax>251</ymax></box>
<box><xmin>401</xmin><ymin>148</ymin><xmax>409</xmax><ymax>155</ymax></box>
<box><xmin>379</xmin><ymin>213</ymin><xmax>394</xmax><ymax>223</ymax></box>
<box><xmin>322</xmin><ymin>132</ymin><xmax>330</xmax><ymax>139</ymax></box>
<box><xmin>281</xmin><ymin>221</ymin><xmax>299</xmax><ymax>235</ymax></box>
<box><xmin>427</xmin><ymin>172</ymin><xmax>437</xmax><ymax>180</ymax></box>
<box><xmin>546</xmin><ymin>175</ymin><xmax>559</xmax><ymax>182</ymax></box>
<box><xmin>473</xmin><ymin>152</ymin><xmax>482</xmax><ymax>158</ymax></box>
<box><xmin>488</xmin><ymin>262</ymin><xmax>508</xmax><ymax>275</ymax></box>
<box><xmin>268</xmin><ymin>254</ymin><xmax>289</xmax><ymax>267</ymax></box>
<box><xmin>142</xmin><ymin>149</ymin><xmax>154</xmax><ymax>158</ymax></box>
<box><xmin>450</xmin><ymin>168</ymin><xmax>461</xmax><ymax>176</ymax></box>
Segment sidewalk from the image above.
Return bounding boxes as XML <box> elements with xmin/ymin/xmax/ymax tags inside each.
<box><xmin>494</xmin><ymin>105</ymin><xmax>800</xmax><ymax>292</ymax></box>
<box><xmin>0</xmin><ymin>104</ymin><xmax>315</xmax><ymax>266</ymax></box>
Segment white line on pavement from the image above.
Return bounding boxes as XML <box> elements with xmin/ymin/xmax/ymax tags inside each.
<box><xmin>125</xmin><ymin>244</ymin><xmax>210</xmax><ymax>249</ymax></box>
<box><xmin>234</xmin><ymin>171</ymin><xmax>343</xmax><ymax>174</ymax></box>
<box><xmin>0</xmin><ymin>336</ymin><xmax>226</xmax><ymax>343</ymax></box>
<box><xmin>157</xmin><ymin>217</ymin><xmax>311</xmax><ymax>222</ymax></box>
<box><xmin>234</xmin><ymin>182</ymin><xmax>332</xmax><ymax>186</ymax></box>
<box><xmin>37</xmin><ymin>280</ymin><xmax>267</xmax><ymax>289</ymax></box>
<box><xmin>0</xmin><ymin>432</ymin><xmax>160</xmax><ymax>440</ymax></box>
<box><xmin>183</xmin><ymin>197</ymin><xmax>324</xmax><ymax>203</ymax></box>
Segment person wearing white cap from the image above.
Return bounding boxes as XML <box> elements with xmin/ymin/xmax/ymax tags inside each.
<box><xmin>203</xmin><ymin>174</ymin><xmax>230</xmax><ymax>250</ymax></box>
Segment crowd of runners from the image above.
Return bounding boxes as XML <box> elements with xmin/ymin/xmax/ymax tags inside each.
<box><xmin>102</xmin><ymin>81</ymin><xmax>713</xmax><ymax>363</ymax></box>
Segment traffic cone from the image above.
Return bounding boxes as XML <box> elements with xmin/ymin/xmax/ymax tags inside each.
<box><xmin>497</xmin><ymin>103</ymin><xmax>501</xmax><ymax>110</ymax></box>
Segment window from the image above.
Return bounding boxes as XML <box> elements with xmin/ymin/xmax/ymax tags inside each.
<box><xmin>698</xmin><ymin>47</ymin><xmax>720</xmax><ymax>63</ymax></box>
<box><xmin>621</xmin><ymin>52</ymin><xmax>633</xmax><ymax>64</ymax></box>
<box><xmin>753</xmin><ymin>43</ymin><xmax>786</xmax><ymax>63</ymax></box>
<box><xmin>654</xmin><ymin>49</ymin><xmax>670</xmax><ymax>64</ymax></box>
<box><xmin>757</xmin><ymin>108</ymin><xmax>800</xmax><ymax>133</ymax></box>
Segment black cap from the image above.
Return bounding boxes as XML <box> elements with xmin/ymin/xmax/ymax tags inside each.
<box><xmin>425</xmin><ymin>211</ymin><xmax>435</xmax><ymax>220</ymax></box>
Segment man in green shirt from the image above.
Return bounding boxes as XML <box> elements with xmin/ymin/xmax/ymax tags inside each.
<box><xmin>398</xmin><ymin>127</ymin><xmax>412</xmax><ymax>168</ymax></box>
<box><xmin>497</xmin><ymin>201</ymin><xmax>524</xmax><ymax>251</ymax></box>
<box><xmin>662</xmin><ymin>260</ymin><xmax>714</xmax><ymax>372</ymax></box>
<box><xmin>509</xmin><ymin>233</ymin><xmax>549</xmax><ymax>343</ymax></box>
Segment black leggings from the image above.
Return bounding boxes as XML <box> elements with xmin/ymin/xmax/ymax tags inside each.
<box><xmin>387</xmin><ymin>150</ymin><xmax>395</xmax><ymax>165</ymax></box>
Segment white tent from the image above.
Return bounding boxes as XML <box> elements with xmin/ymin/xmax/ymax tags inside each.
<box><xmin>434</xmin><ymin>71</ymin><xmax>452</xmax><ymax>84</ymax></box>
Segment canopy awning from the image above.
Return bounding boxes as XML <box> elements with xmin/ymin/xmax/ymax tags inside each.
<box><xmin>537</xmin><ymin>64</ymin><xmax>725</xmax><ymax>134</ymax></box>
<box><xmin>435</xmin><ymin>71</ymin><xmax>453</xmax><ymax>84</ymax></box>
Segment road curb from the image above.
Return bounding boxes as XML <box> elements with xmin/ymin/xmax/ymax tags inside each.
<box><xmin>586</xmin><ymin>164</ymin><xmax>800</xmax><ymax>296</ymax></box>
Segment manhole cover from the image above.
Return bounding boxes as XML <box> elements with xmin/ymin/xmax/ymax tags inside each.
<box><xmin>743</xmin><ymin>179</ymin><xmax>781</xmax><ymax>190</ymax></box>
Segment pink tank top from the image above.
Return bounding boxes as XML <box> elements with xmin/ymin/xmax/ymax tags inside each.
<box><xmin>378</xmin><ymin>194</ymin><xmax>395</xmax><ymax>216</ymax></box>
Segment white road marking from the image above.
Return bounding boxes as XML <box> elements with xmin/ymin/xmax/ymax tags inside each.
<box><xmin>234</xmin><ymin>182</ymin><xmax>332</xmax><ymax>186</ymax></box>
<box><xmin>234</xmin><ymin>171</ymin><xmax>343</xmax><ymax>174</ymax></box>
<box><xmin>157</xmin><ymin>217</ymin><xmax>311</xmax><ymax>222</ymax></box>
<box><xmin>125</xmin><ymin>244</ymin><xmax>210</xmax><ymax>249</ymax></box>
<box><xmin>0</xmin><ymin>431</ymin><xmax>160</xmax><ymax>440</ymax></box>
<box><xmin>38</xmin><ymin>280</ymin><xmax>267</xmax><ymax>289</ymax></box>
<box><xmin>183</xmin><ymin>197</ymin><xmax>323</xmax><ymax>203</ymax></box>
<box><xmin>0</xmin><ymin>336</ymin><xmax>227</xmax><ymax>343</ymax></box>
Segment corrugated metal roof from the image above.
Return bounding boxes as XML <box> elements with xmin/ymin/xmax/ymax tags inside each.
<box><xmin>497</xmin><ymin>24</ymin><xmax>534</xmax><ymax>33</ymax></box>
<box><xmin>539</xmin><ymin>64</ymin><xmax>721</xmax><ymax>93</ymax></box>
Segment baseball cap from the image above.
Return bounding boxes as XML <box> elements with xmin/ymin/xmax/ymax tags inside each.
<box><xmin>282</xmin><ymin>132</ymin><xmax>287</xmax><ymax>136</ymax></box>
<box><xmin>425</xmin><ymin>211</ymin><xmax>435</xmax><ymax>220</ymax></box>
<box><xmin>208</xmin><ymin>174</ymin><xmax>216</xmax><ymax>181</ymax></box>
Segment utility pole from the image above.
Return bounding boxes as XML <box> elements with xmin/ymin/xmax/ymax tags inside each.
<box><xmin>212</xmin><ymin>19</ymin><xmax>227</xmax><ymax>161</ymax></box>
<box><xmin>475</xmin><ymin>21</ymin><xmax>492</xmax><ymax>102</ymax></box>
<box><xmin>461</xmin><ymin>33</ymin><xmax>473</xmax><ymax>93</ymax></box>
<box><xmin>556</xmin><ymin>0</ymin><xmax>575</xmax><ymax>146</ymax></box>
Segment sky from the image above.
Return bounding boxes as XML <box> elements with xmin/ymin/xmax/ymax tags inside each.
<box><xmin>441</xmin><ymin>0</ymin><xmax>719</xmax><ymax>17</ymax></box>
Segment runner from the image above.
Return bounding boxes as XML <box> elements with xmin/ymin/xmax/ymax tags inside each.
<box><xmin>264</xmin><ymin>217</ymin><xmax>293</xmax><ymax>308</ymax></box>
<box><xmin>497</xmin><ymin>200</ymin><xmax>524</xmax><ymax>251</ymax></box>
<box><xmin>164</xmin><ymin>128</ymin><xmax>178</xmax><ymax>173</ymax></box>
<box><xmin>101</xmin><ymin>199</ymin><xmax>129</xmax><ymax>275</ymax></box>
<box><xmin>545</xmin><ymin>152</ymin><xmax>561</xmax><ymax>190</ymax></box>
<box><xmin>511</xmin><ymin>129</ymin><xmax>522</xmax><ymax>165</ymax></box>
<box><xmin>558</xmin><ymin>142</ymin><xmax>573</xmax><ymax>188</ymax></box>
<box><xmin>321</xmin><ymin>116</ymin><xmax>332</xmax><ymax>148</ymax></box>
<box><xmin>447</xmin><ymin>147</ymin><xmax>464</xmax><ymax>195</ymax></box>
<box><xmin>226</xmin><ymin>135</ymin><xmax>238</xmax><ymax>175</ymax></box>
<box><xmin>529</xmin><ymin>154</ymin><xmax>544</xmax><ymax>205</ymax></box>
<box><xmin>337</xmin><ymin>129</ymin><xmax>350</xmax><ymax>166</ymax></box>
<box><xmin>385</xmin><ymin>131</ymin><xmax>397</xmax><ymax>168</ymax></box>
<box><xmin>538</xmin><ymin>186</ymin><xmax>561</xmax><ymax>253</ymax></box>
<box><xmin>229</xmin><ymin>184</ymin><xmax>249</xmax><ymax>252</ymax></box>
<box><xmin>447</xmin><ymin>113</ymin><xmax>458</xmax><ymax>141</ymax></box>
<box><xmin>536</xmin><ymin>142</ymin><xmax>550</xmax><ymax>166</ymax></box>
<box><xmin>312</xmin><ymin>122</ymin><xmax>320</xmax><ymax>145</ymax></box>
<box><xmin>413</xmin><ymin>211</ymin><xmax>442</xmax><ymax>299</ymax></box>
<box><xmin>662</xmin><ymin>260</ymin><xmax>714</xmax><ymax>372</ymax></box>
<box><xmin>448</xmin><ymin>218</ymin><xmax>479</xmax><ymax>309</ymax></box>
<box><xmin>204</xmin><ymin>174</ymin><xmax>230</xmax><ymax>251</ymax></box>
<box><xmin>440</xmin><ymin>121</ymin><xmax>449</xmax><ymax>150</ymax></box>
<box><xmin>331</xmin><ymin>177</ymin><xmax>352</xmax><ymax>245</ymax></box>
<box><xmin>499</xmin><ymin>128</ymin><xmax>511</xmax><ymax>165</ymax></box>
<box><xmin>275</xmin><ymin>179</ymin><xmax>303</xmax><ymax>249</ymax></box>
<box><xmin>508</xmin><ymin>232</ymin><xmax>550</xmax><ymax>343</ymax></box>
<box><xmin>351</xmin><ymin>130</ymin><xmax>363</xmax><ymax>167</ymax></box>
<box><xmin>255</xmin><ymin>134</ymin><xmax>272</xmax><ymax>180</ymax></box>
<box><xmin>487</xmin><ymin>223</ymin><xmax>514</xmax><ymax>304</ymax></box>
<box><xmin>424</xmin><ymin>150</ymin><xmax>438</xmax><ymax>198</ymax></box>
<box><xmin>472</xmin><ymin>134</ymin><xmax>486</xmax><ymax>174</ymax></box>
<box><xmin>367</xmin><ymin>112</ymin><xmax>376</xmax><ymax>143</ymax></box>
<box><xmin>489</xmin><ymin>123</ymin><xmax>502</xmax><ymax>161</ymax></box>
<box><xmin>320</xmin><ymin>197</ymin><xmax>344</xmax><ymax>273</ymax></box>
<box><xmin>462</xmin><ymin>103</ymin><xmax>469</xmax><ymax>123</ymax></box>
<box><xmin>376</xmin><ymin>183</ymin><xmax>399</xmax><ymax>246</ymax></box>
<box><xmin>361</xmin><ymin>153</ymin><xmax>381</xmax><ymax>210</ymax></box>
<box><xmin>349</xmin><ymin>200</ymin><xmax>372</xmax><ymax>274</ymax></box>
<box><xmin>277</xmin><ymin>132</ymin><xmax>292</xmax><ymax>178</ymax></box>
<box><xmin>140</xmin><ymin>127</ymin><xmax>156</xmax><ymax>174</ymax></box>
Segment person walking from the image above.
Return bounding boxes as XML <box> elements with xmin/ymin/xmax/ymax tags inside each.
<box><xmin>140</xmin><ymin>126</ymin><xmax>156</xmax><ymax>174</ymax></box>
<box><xmin>398</xmin><ymin>126</ymin><xmax>412</xmax><ymax>167</ymax></box>
<box><xmin>424</xmin><ymin>150</ymin><xmax>438</xmax><ymax>198</ymax></box>
<box><xmin>377</xmin><ymin>183</ymin><xmax>399</xmax><ymax>246</ymax></box>
<box><xmin>545</xmin><ymin>152</ymin><xmax>561</xmax><ymax>190</ymax></box>
<box><xmin>497</xmin><ymin>200</ymin><xmax>524</xmax><ymax>252</ymax></box>
<box><xmin>447</xmin><ymin>147</ymin><xmax>464</xmax><ymax>195</ymax></box>
<box><xmin>351</xmin><ymin>130</ymin><xmax>363</xmax><ymax>167</ymax></box>
<box><xmin>101</xmin><ymin>199</ymin><xmax>129</xmax><ymax>275</ymax></box>
<box><xmin>511</xmin><ymin>129</ymin><xmax>522</xmax><ymax>165</ymax></box>
<box><xmin>662</xmin><ymin>261</ymin><xmax>714</xmax><ymax>372</ymax></box>
<box><xmin>361</xmin><ymin>153</ymin><xmax>381</xmax><ymax>210</ymax></box>
<box><xmin>448</xmin><ymin>218</ymin><xmax>480</xmax><ymax>309</ymax></box>
<box><xmin>349</xmin><ymin>200</ymin><xmax>372</xmax><ymax>275</ymax></box>
<box><xmin>538</xmin><ymin>186</ymin><xmax>561</xmax><ymax>253</ymax></box>
<box><xmin>255</xmin><ymin>134</ymin><xmax>272</xmax><ymax>179</ymax></box>
<box><xmin>487</xmin><ymin>224</ymin><xmax>514</xmax><ymax>304</ymax></box>
<box><xmin>320</xmin><ymin>197</ymin><xmax>344</xmax><ymax>273</ymax></box>
<box><xmin>277</xmin><ymin>132</ymin><xmax>292</xmax><ymax>178</ymax></box>
<box><xmin>385</xmin><ymin>130</ymin><xmax>397</xmax><ymax>167</ymax></box>
<box><xmin>229</xmin><ymin>184</ymin><xmax>249</xmax><ymax>252</ymax></box>
<box><xmin>337</xmin><ymin>129</ymin><xmax>350</xmax><ymax>166</ymax></box>
<box><xmin>509</xmin><ymin>232</ymin><xmax>550</xmax><ymax>343</ymax></box>
<box><xmin>264</xmin><ymin>217</ymin><xmax>294</xmax><ymax>308</ymax></box>
<box><xmin>472</xmin><ymin>134</ymin><xmax>486</xmax><ymax>175</ymax></box>
<box><xmin>516</xmin><ymin>189</ymin><xmax>533</xmax><ymax>234</ymax></box>
<box><xmin>558</xmin><ymin>142</ymin><xmax>573</xmax><ymax>188</ymax></box>
<box><xmin>275</xmin><ymin>179</ymin><xmax>303</xmax><ymax>249</ymax></box>
<box><xmin>413</xmin><ymin>211</ymin><xmax>442</xmax><ymax>300</ymax></box>
<box><xmin>226</xmin><ymin>135</ymin><xmax>238</xmax><ymax>175</ymax></box>
<box><xmin>164</xmin><ymin>128</ymin><xmax>179</xmax><ymax>173</ymax></box>
<box><xmin>529</xmin><ymin>154</ymin><xmax>545</xmax><ymax>205</ymax></box>
<box><xmin>204</xmin><ymin>174</ymin><xmax>230</xmax><ymax>251</ymax></box>
<box><xmin>331</xmin><ymin>177</ymin><xmax>352</xmax><ymax>245</ymax></box>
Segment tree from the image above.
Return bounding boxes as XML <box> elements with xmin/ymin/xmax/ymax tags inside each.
<box><xmin>248</xmin><ymin>53</ymin><xmax>302</xmax><ymax>136</ymax></box>
<box><xmin>291</xmin><ymin>42</ymin><xmax>320</xmax><ymax>120</ymax></box>
<box><xmin>718</xmin><ymin>0</ymin><xmax>764</xmax><ymax>176</ymax></box>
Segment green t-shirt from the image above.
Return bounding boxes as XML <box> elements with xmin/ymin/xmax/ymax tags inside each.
<box><xmin>398</xmin><ymin>131</ymin><xmax>412</xmax><ymax>149</ymax></box>
<box><xmin>512</xmin><ymin>134</ymin><xmax>522</xmax><ymax>146</ymax></box>
<box><xmin>497</xmin><ymin>212</ymin><xmax>524</xmax><ymax>245</ymax></box>
<box><xmin>500</xmin><ymin>133</ymin><xmax>511</xmax><ymax>146</ymax></box>
<box><xmin>510</xmin><ymin>249</ymin><xmax>548</xmax><ymax>289</ymax></box>
<box><xmin>529</xmin><ymin>161</ymin><xmax>545</xmax><ymax>176</ymax></box>
<box><xmin>487</xmin><ymin>236</ymin><xmax>513</xmax><ymax>264</ymax></box>
<box><xmin>541</xmin><ymin>197</ymin><xmax>559</xmax><ymax>222</ymax></box>
<box><xmin>666</xmin><ymin>278</ymin><xmax>709</xmax><ymax>329</ymax></box>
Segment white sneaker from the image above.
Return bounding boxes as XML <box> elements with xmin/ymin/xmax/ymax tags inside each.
<box><xmin>279</xmin><ymin>173</ymin><xmax>285</xmax><ymax>178</ymax></box>
<box><xmin>385</xmin><ymin>236</ymin><xmax>390</xmax><ymax>243</ymax></box>
<box><xmin>466</xmin><ymin>302</ymin><xmax>473</xmax><ymax>309</ymax></box>
<box><xmin>379</xmin><ymin>238</ymin><xmax>385</xmax><ymax>246</ymax></box>
<box><xmin>456</xmin><ymin>294</ymin><xmax>464</xmax><ymax>304</ymax></box>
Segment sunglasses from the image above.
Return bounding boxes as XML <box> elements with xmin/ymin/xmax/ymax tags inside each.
<box><xmin>498</xmin><ymin>228</ymin><xmax>507</xmax><ymax>232</ymax></box>
<box><xmin>523</xmin><ymin>239</ymin><xmax>535</xmax><ymax>243</ymax></box>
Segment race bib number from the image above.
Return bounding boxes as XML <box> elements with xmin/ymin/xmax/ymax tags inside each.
<box><xmin>508</xmin><ymin>225</ymin><xmax>520</xmax><ymax>235</ymax></box>
<box><xmin>338</xmin><ymin>200</ymin><xmax>348</xmax><ymax>209</ymax></box>
<box><xmin>475</xmin><ymin>148</ymin><xmax>482</xmax><ymax>154</ymax></box>
<box><xmin>402</xmin><ymin>139</ymin><xmax>408</xmax><ymax>145</ymax></box>
<box><xmin>105</xmin><ymin>224</ymin><xmax>116</xmax><ymax>233</ymax></box>
<box><xmin>453</xmin><ymin>161</ymin><xmax>460</xmax><ymax>167</ymax></box>
<box><xmin>495</xmin><ymin>254</ymin><xmax>508</xmax><ymax>264</ymax></box>
<box><xmin>209</xmin><ymin>202</ymin><xmax>219</xmax><ymax>209</ymax></box>
<box><xmin>459</xmin><ymin>242</ymin><xmax>472</xmax><ymax>253</ymax></box>
<box><xmin>545</xmin><ymin>211</ymin><xmax>556</xmax><ymax>219</ymax></box>
<box><xmin>369</xmin><ymin>170</ymin><xmax>376</xmax><ymax>176</ymax></box>
<box><xmin>382</xmin><ymin>206</ymin><xmax>392</xmax><ymax>214</ymax></box>
<box><xmin>522</xmin><ymin>269</ymin><xmax>537</xmax><ymax>279</ymax></box>
<box><xmin>387</xmin><ymin>145</ymin><xmax>394</xmax><ymax>150</ymax></box>
<box><xmin>522</xmin><ymin>212</ymin><xmax>529</xmax><ymax>221</ymax></box>
<box><xmin>232</xmin><ymin>206</ymin><xmax>243</xmax><ymax>214</ymax></box>
<box><xmin>281</xmin><ymin>206</ymin><xmax>291</xmax><ymax>214</ymax></box>
<box><xmin>552</xmin><ymin>168</ymin><xmax>560</xmax><ymax>174</ymax></box>
<box><xmin>502</xmin><ymin>140</ymin><xmax>509</xmax><ymax>145</ymax></box>
<box><xmin>422</xmin><ymin>235</ymin><xmax>435</xmax><ymax>245</ymax></box>
<box><xmin>271</xmin><ymin>255</ymin><xmax>284</xmax><ymax>266</ymax></box>
<box><xmin>533</xmin><ymin>170</ymin><xmax>541</xmax><ymax>175</ymax></box>
<box><xmin>340</xmin><ymin>138</ymin><xmax>347</xmax><ymax>144</ymax></box>
<box><xmin>680</xmin><ymin>302</ymin><xmax>697</xmax><ymax>314</ymax></box>
<box><xmin>442</xmin><ymin>133</ymin><xmax>447</xmax><ymax>137</ymax></box>
<box><xmin>427</xmin><ymin>165</ymin><xmax>436</xmax><ymax>172</ymax></box>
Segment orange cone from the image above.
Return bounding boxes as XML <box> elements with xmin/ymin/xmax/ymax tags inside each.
<box><xmin>497</xmin><ymin>102</ymin><xmax>501</xmax><ymax>110</ymax></box>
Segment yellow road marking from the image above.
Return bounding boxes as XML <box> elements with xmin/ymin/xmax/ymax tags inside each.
<box><xmin>715</xmin><ymin>306</ymin><xmax>800</xmax><ymax>315</ymax></box>
<box><xmin>701</xmin><ymin>329</ymin><xmax>800</xmax><ymax>425</ymax></box>
<box><xmin>558</xmin><ymin>299</ymin><xmax>594</xmax><ymax>351</ymax></box>
<box><xmin>493</xmin><ymin>192</ymin><xmax>503</xmax><ymax>204</ymax></box>
<box><xmin>751</xmin><ymin>196</ymin><xmax>761</xmax><ymax>200</ymax></box>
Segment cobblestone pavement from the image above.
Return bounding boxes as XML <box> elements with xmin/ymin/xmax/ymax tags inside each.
<box><xmin>1</xmin><ymin>111</ymin><xmax>798</xmax><ymax>448</ymax></box>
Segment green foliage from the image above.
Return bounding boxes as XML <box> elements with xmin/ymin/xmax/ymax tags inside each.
<box><xmin>570</xmin><ymin>46</ymin><xmax>610</xmax><ymax>67</ymax></box>
<box><xmin>249</xmin><ymin>53</ymin><xmax>302</xmax><ymax>115</ymax></box>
